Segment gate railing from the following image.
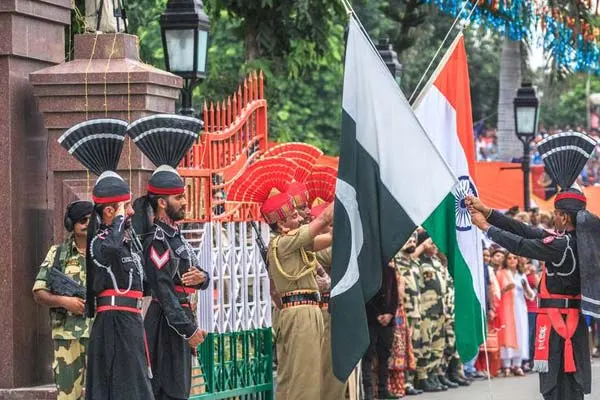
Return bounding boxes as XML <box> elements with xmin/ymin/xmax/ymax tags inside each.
<box><xmin>179</xmin><ymin>71</ymin><xmax>267</xmax><ymax>223</ymax></box>
<box><xmin>179</xmin><ymin>72</ymin><xmax>273</xmax><ymax>400</ymax></box>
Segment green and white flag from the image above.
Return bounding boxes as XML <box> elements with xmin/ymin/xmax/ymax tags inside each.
<box><xmin>330</xmin><ymin>17</ymin><xmax>458</xmax><ymax>380</ymax></box>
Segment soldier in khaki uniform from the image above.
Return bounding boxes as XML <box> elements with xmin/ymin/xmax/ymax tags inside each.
<box><xmin>267</xmin><ymin>193</ymin><xmax>334</xmax><ymax>400</ymax></box>
<box><xmin>32</xmin><ymin>201</ymin><xmax>94</xmax><ymax>400</ymax></box>
<box><xmin>226</xmin><ymin>157</ymin><xmax>335</xmax><ymax>400</ymax></box>
<box><xmin>312</xmin><ymin>200</ymin><xmax>348</xmax><ymax>400</ymax></box>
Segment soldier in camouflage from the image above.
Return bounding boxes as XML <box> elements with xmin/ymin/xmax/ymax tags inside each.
<box><xmin>393</xmin><ymin>232</ymin><xmax>424</xmax><ymax>396</ymax></box>
<box><xmin>32</xmin><ymin>201</ymin><xmax>94</xmax><ymax>400</ymax></box>
<box><xmin>414</xmin><ymin>231</ymin><xmax>449</xmax><ymax>392</ymax></box>
<box><xmin>437</xmin><ymin>252</ymin><xmax>471</xmax><ymax>387</ymax></box>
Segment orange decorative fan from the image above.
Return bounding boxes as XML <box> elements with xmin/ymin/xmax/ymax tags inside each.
<box><xmin>263</xmin><ymin>142</ymin><xmax>323</xmax><ymax>160</ymax></box>
<box><xmin>263</xmin><ymin>143</ymin><xmax>324</xmax><ymax>182</ymax></box>
<box><xmin>227</xmin><ymin>158</ymin><xmax>299</xmax><ymax>204</ymax></box>
<box><xmin>316</xmin><ymin>155</ymin><xmax>339</xmax><ymax>169</ymax></box>
<box><xmin>306</xmin><ymin>165</ymin><xmax>338</xmax><ymax>205</ymax></box>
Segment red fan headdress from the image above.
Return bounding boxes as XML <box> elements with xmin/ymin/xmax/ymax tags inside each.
<box><xmin>227</xmin><ymin>158</ymin><xmax>298</xmax><ymax>224</ymax></box>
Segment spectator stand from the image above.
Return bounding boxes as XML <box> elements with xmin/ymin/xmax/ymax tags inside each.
<box><xmin>178</xmin><ymin>71</ymin><xmax>273</xmax><ymax>399</ymax></box>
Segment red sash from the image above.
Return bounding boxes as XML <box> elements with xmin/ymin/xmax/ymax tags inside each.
<box><xmin>534</xmin><ymin>273</ymin><xmax>580</xmax><ymax>373</ymax></box>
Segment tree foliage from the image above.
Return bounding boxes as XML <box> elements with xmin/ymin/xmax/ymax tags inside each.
<box><xmin>539</xmin><ymin>74</ymin><xmax>600</xmax><ymax>129</ymax></box>
<box><xmin>123</xmin><ymin>1</ymin><xmax>506</xmax><ymax>154</ymax></box>
<box><xmin>205</xmin><ymin>0</ymin><xmax>346</xmax><ymax>65</ymax></box>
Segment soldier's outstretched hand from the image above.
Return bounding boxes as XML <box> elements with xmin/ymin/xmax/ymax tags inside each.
<box><xmin>471</xmin><ymin>209</ymin><xmax>490</xmax><ymax>231</ymax></box>
<box><xmin>465</xmin><ymin>195</ymin><xmax>490</xmax><ymax>215</ymax></box>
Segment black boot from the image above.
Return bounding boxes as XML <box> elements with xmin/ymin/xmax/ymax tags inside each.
<box><xmin>377</xmin><ymin>391</ymin><xmax>400</xmax><ymax>400</ymax></box>
<box><xmin>438</xmin><ymin>374</ymin><xmax>459</xmax><ymax>389</ymax></box>
<box><xmin>448</xmin><ymin>358</ymin><xmax>472</xmax><ymax>386</ymax></box>
<box><xmin>430</xmin><ymin>375</ymin><xmax>448</xmax><ymax>391</ymax></box>
<box><xmin>405</xmin><ymin>386</ymin><xmax>423</xmax><ymax>395</ymax></box>
<box><xmin>414</xmin><ymin>378</ymin><xmax>443</xmax><ymax>393</ymax></box>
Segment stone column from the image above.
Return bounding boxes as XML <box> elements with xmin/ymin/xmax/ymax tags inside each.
<box><xmin>0</xmin><ymin>0</ymin><xmax>71</xmax><ymax>388</ymax></box>
<box><xmin>29</xmin><ymin>33</ymin><xmax>182</xmax><ymax>385</ymax></box>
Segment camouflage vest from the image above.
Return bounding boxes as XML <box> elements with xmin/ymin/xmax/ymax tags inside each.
<box><xmin>48</xmin><ymin>240</ymin><xmax>93</xmax><ymax>339</ymax></box>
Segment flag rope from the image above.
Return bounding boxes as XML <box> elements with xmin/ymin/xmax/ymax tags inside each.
<box><xmin>408</xmin><ymin>1</ymin><xmax>478</xmax><ymax>104</ymax></box>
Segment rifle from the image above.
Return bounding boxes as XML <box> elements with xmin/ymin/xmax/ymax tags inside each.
<box><xmin>250</xmin><ymin>221</ymin><xmax>269</xmax><ymax>267</ymax></box>
<box><xmin>48</xmin><ymin>267</ymin><xmax>87</xmax><ymax>300</ymax></box>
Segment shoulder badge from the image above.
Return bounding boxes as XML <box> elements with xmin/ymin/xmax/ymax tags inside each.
<box><xmin>150</xmin><ymin>246</ymin><xmax>170</xmax><ymax>270</ymax></box>
<box><xmin>154</xmin><ymin>226</ymin><xmax>166</xmax><ymax>241</ymax></box>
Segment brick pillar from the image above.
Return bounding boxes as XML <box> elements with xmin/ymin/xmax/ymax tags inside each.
<box><xmin>0</xmin><ymin>0</ymin><xmax>71</xmax><ymax>388</ymax></box>
<box><xmin>29</xmin><ymin>33</ymin><xmax>182</xmax><ymax>384</ymax></box>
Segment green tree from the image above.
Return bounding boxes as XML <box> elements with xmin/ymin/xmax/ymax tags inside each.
<box><xmin>539</xmin><ymin>74</ymin><xmax>600</xmax><ymax>129</ymax></box>
<box><xmin>205</xmin><ymin>0</ymin><xmax>345</xmax><ymax>65</ymax></box>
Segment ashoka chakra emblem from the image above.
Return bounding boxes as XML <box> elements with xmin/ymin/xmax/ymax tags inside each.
<box><xmin>453</xmin><ymin>176</ymin><xmax>478</xmax><ymax>232</ymax></box>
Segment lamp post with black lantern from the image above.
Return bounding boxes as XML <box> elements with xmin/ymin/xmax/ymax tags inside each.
<box><xmin>376</xmin><ymin>39</ymin><xmax>402</xmax><ymax>85</ymax></box>
<box><xmin>513</xmin><ymin>82</ymin><xmax>540</xmax><ymax>212</ymax></box>
<box><xmin>160</xmin><ymin>0</ymin><xmax>210</xmax><ymax>117</ymax></box>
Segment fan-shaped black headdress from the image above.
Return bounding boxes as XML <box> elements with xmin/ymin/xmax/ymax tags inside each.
<box><xmin>58</xmin><ymin>118</ymin><xmax>132</xmax><ymax>318</ymax></box>
<box><xmin>58</xmin><ymin>118</ymin><xmax>131</xmax><ymax>204</ymax></box>
<box><xmin>537</xmin><ymin>131</ymin><xmax>597</xmax><ymax>212</ymax></box>
<box><xmin>126</xmin><ymin>114</ymin><xmax>202</xmax><ymax>195</ymax></box>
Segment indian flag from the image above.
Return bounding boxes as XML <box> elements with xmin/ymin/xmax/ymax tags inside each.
<box><xmin>330</xmin><ymin>17</ymin><xmax>458</xmax><ymax>380</ymax></box>
<box><xmin>413</xmin><ymin>33</ymin><xmax>486</xmax><ymax>362</ymax></box>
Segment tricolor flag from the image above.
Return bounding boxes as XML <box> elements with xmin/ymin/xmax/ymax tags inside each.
<box><xmin>330</xmin><ymin>17</ymin><xmax>458</xmax><ymax>380</ymax></box>
<box><xmin>413</xmin><ymin>33</ymin><xmax>486</xmax><ymax>361</ymax></box>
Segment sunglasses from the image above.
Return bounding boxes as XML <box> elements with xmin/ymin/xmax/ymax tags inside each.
<box><xmin>77</xmin><ymin>216</ymin><xmax>91</xmax><ymax>225</ymax></box>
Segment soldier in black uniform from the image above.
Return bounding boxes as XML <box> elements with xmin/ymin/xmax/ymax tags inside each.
<box><xmin>58</xmin><ymin>118</ymin><xmax>154</xmax><ymax>400</ymax></box>
<box><xmin>128</xmin><ymin>114</ymin><xmax>209</xmax><ymax>400</ymax></box>
<box><xmin>466</xmin><ymin>130</ymin><xmax>600</xmax><ymax>400</ymax></box>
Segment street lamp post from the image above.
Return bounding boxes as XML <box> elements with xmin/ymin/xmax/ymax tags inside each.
<box><xmin>513</xmin><ymin>82</ymin><xmax>540</xmax><ymax>212</ymax></box>
<box><xmin>160</xmin><ymin>0</ymin><xmax>210</xmax><ymax>117</ymax></box>
<box><xmin>376</xmin><ymin>39</ymin><xmax>402</xmax><ymax>85</ymax></box>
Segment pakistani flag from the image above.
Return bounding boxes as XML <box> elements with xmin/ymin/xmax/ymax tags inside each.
<box><xmin>413</xmin><ymin>33</ymin><xmax>486</xmax><ymax>361</ymax></box>
<box><xmin>330</xmin><ymin>17</ymin><xmax>458</xmax><ymax>381</ymax></box>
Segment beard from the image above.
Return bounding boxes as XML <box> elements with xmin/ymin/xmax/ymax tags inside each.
<box><xmin>403</xmin><ymin>245</ymin><xmax>416</xmax><ymax>254</ymax></box>
<box><xmin>166</xmin><ymin>202</ymin><xmax>186</xmax><ymax>221</ymax></box>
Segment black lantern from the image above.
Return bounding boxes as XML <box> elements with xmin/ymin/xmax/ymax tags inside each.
<box><xmin>160</xmin><ymin>0</ymin><xmax>210</xmax><ymax>116</ymax></box>
<box><xmin>376</xmin><ymin>39</ymin><xmax>403</xmax><ymax>85</ymax></box>
<box><xmin>513</xmin><ymin>83</ymin><xmax>540</xmax><ymax>211</ymax></box>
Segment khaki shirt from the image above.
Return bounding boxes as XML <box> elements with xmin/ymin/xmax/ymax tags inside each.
<box><xmin>33</xmin><ymin>240</ymin><xmax>93</xmax><ymax>340</ymax></box>
<box><xmin>316</xmin><ymin>247</ymin><xmax>332</xmax><ymax>274</ymax></box>
<box><xmin>268</xmin><ymin>224</ymin><xmax>318</xmax><ymax>294</ymax></box>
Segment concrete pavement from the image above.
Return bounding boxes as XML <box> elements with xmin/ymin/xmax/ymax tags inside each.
<box><xmin>417</xmin><ymin>361</ymin><xmax>600</xmax><ymax>400</ymax></box>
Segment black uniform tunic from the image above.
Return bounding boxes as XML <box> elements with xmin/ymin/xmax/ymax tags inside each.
<box><xmin>144</xmin><ymin>220</ymin><xmax>209</xmax><ymax>400</ymax></box>
<box><xmin>86</xmin><ymin>216</ymin><xmax>154</xmax><ymax>400</ymax></box>
<box><xmin>486</xmin><ymin>211</ymin><xmax>591</xmax><ymax>400</ymax></box>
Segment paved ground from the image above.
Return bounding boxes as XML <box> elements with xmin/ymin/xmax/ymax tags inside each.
<box><xmin>418</xmin><ymin>361</ymin><xmax>600</xmax><ymax>400</ymax></box>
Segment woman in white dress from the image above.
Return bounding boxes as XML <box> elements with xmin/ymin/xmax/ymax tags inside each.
<box><xmin>499</xmin><ymin>253</ymin><xmax>535</xmax><ymax>376</ymax></box>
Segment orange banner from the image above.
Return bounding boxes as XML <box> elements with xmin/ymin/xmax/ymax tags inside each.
<box><xmin>476</xmin><ymin>162</ymin><xmax>600</xmax><ymax>215</ymax></box>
